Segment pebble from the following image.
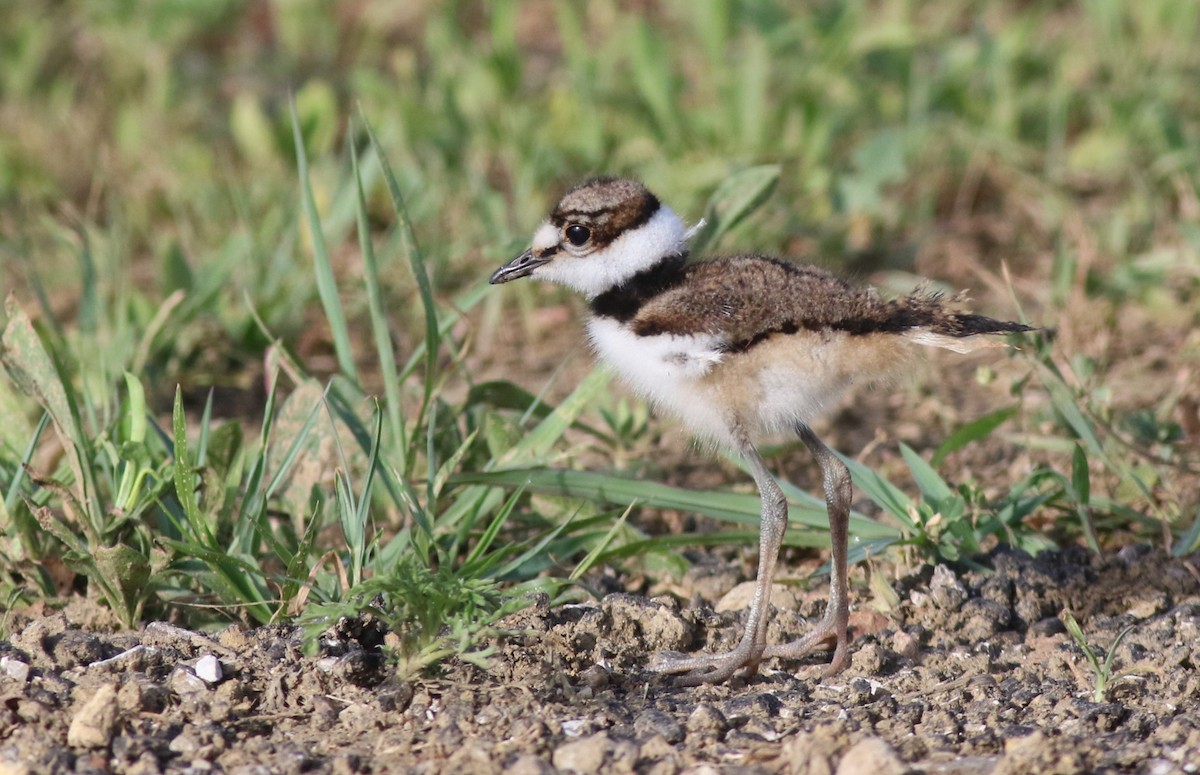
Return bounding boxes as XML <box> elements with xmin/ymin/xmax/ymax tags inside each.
<box><xmin>502</xmin><ymin>754</ymin><xmax>555</xmax><ymax>775</ymax></box>
<box><xmin>836</xmin><ymin>737</ymin><xmax>905</xmax><ymax>775</ymax></box>
<box><xmin>850</xmin><ymin>642</ymin><xmax>886</xmax><ymax>675</ymax></box>
<box><xmin>686</xmin><ymin>703</ymin><xmax>727</xmax><ymax>739</ymax></box>
<box><xmin>169</xmin><ymin>667</ymin><xmax>208</xmax><ymax>695</ymax></box>
<box><xmin>552</xmin><ymin>732</ymin><xmax>610</xmax><ymax>773</ymax></box>
<box><xmin>634</xmin><ymin>709</ymin><xmax>684</xmax><ymax>744</ymax></box>
<box><xmin>561</xmin><ymin>719</ymin><xmax>589</xmax><ymax>737</ymax></box>
<box><xmin>67</xmin><ymin>683</ymin><xmax>120</xmax><ymax>748</ymax></box>
<box><xmin>892</xmin><ymin>630</ymin><xmax>920</xmax><ymax>659</ymax></box>
<box><xmin>0</xmin><ymin>758</ymin><xmax>31</xmax><ymax>775</ymax></box>
<box><xmin>602</xmin><ymin>594</ymin><xmax>691</xmax><ymax>652</ymax></box>
<box><xmin>930</xmin><ymin>564</ymin><xmax>968</xmax><ymax>611</ymax></box>
<box><xmin>716</xmin><ymin>581</ymin><xmax>805</xmax><ymax>613</ymax></box>
<box><xmin>195</xmin><ymin>655</ymin><xmax>223</xmax><ymax>684</ymax></box>
<box><xmin>578</xmin><ymin>664</ymin><xmax>610</xmax><ymax>691</ymax></box>
<box><xmin>0</xmin><ymin>656</ymin><xmax>30</xmax><ymax>683</ymax></box>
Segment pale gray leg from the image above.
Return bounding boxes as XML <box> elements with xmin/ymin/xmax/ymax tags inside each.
<box><xmin>648</xmin><ymin>440</ymin><xmax>787</xmax><ymax>685</ymax></box>
<box><xmin>761</xmin><ymin>424</ymin><xmax>852</xmax><ymax>675</ymax></box>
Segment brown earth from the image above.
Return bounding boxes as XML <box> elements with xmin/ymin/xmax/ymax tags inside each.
<box><xmin>2</xmin><ymin>546</ymin><xmax>1199</xmax><ymax>774</ymax></box>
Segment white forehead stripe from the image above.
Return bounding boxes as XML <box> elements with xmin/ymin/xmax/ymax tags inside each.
<box><xmin>531</xmin><ymin>221</ymin><xmax>558</xmax><ymax>253</ymax></box>
<box><xmin>534</xmin><ymin>206</ymin><xmax>688</xmax><ymax>298</ymax></box>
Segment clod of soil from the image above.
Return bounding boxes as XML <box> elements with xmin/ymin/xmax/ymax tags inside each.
<box><xmin>2</xmin><ymin>546</ymin><xmax>1199</xmax><ymax>773</ymax></box>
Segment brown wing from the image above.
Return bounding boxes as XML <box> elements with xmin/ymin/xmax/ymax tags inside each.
<box><xmin>628</xmin><ymin>256</ymin><xmax>894</xmax><ymax>348</ymax></box>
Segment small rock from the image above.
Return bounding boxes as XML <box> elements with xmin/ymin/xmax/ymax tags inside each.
<box><xmin>169</xmin><ymin>667</ymin><xmax>208</xmax><ymax>695</ymax></box>
<box><xmin>0</xmin><ymin>746</ymin><xmax>32</xmax><ymax>775</ymax></box>
<box><xmin>892</xmin><ymin>630</ymin><xmax>920</xmax><ymax>660</ymax></box>
<box><xmin>579</xmin><ymin>664</ymin><xmax>610</xmax><ymax>691</ymax></box>
<box><xmin>686</xmin><ymin>703</ymin><xmax>727</xmax><ymax>740</ymax></box>
<box><xmin>377</xmin><ymin>682</ymin><xmax>414</xmax><ymax>713</ymax></box>
<box><xmin>994</xmin><ymin>730</ymin><xmax>1052</xmax><ymax>775</ymax></box>
<box><xmin>504</xmin><ymin>753</ymin><xmax>555</xmax><ymax>775</ymax></box>
<box><xmin>850</xmin><ymin>642</ymin><xmax>886</xmax><ymax>675</ymax></box>
<box><xmin>310</xmin><ymin>696</ymin><xmax>340</xmax><ymax>731</ymax></box>
<box><xmin>331</xmin><ymin>753</ymin><xmax>364</xmax><ymax>775</ymax></box>
<box><xmin>602</xmin><ymin>595</ymin><xmax>692</xmax><ymax>652</ymax></box>
<box><xmin>1127</xmin><ymin>593</ymin><xmax>1168</xmax><ymax>620</ymax></box>
<box><xmin>169</xmin><ymin>732</ymin><xmax>200</xmax><ymax>757</ymax></box>
<box><xmin>339</xmin><ymin>702</ymin><xmax>382</xmax><ymax>732</ymax></box>
<box><xmin>117</xmin><ymin>681</ymin><xmax>144</xmax><ymax>712</ymax></box>
<box><xmin>1030</xmin><ymin>616</ymin><xmax>1067</xmax><ymax>637</ymax></box>
<box><xmin>634</xmin><ymin>709</ymin><xmax>684</xmax><ymax>744</ymax></box>
<box><xmin>960</xmin><ymin>599</ymin><xmax>1012</xmax><ymax>640</ymax></box>
<box><xmin>195</xmin><ymin>655</ymin><xmax>223</xmax><ymax>684</ymax></box>
<box><xmin>638</xmin><ymin>734</ymin><xmax>676</xmax><ymax>763</ymax></box>
<box><xmin>836</xmin><ymin>737</ymin><xmax>904</xmax><ymax>775</ymax></box>
<box><xmin>552</xmin><ymin>732</ymin><xmax>610</xmax><ymax>774</ymax></box>
<box><xmin>930</xmin><ymin>564</ymin><xmax>968</xmax><ymax>611</ymax></box>
<box><xmin>561</xmin><ymin>719</ymin><xmax>589</xmax><ymax>737</ymax></box>
<box><xmin>716</xmin><ymin>581</ymin><xmax>805</xmax><ymax>613</ymax></box>
<box><xmin>0</xmin><ymin>656</ymin><xmax>30</xmax><ymax>683</ymax></box>
<box><xmin>123</xmin><ymin>753</ymin><xmax>161</xmax><ymax>775</ymax></box>
<box><xmin>67</xmin><ymin>683</ymin><xmax>120</xmax><ymax>748</ymax></box>
<box><xmin>216</xmin><ymin>624</ymin><xmax>251</xmax><ymax>651</ymax></box>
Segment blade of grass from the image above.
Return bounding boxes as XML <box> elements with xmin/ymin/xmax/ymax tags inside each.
<box><xmin>451</xmin><ymin>467</ymin><xmax>898</xmax><ymax>539</ymax></box>
<box><xmin>932</xmin><ymin>405</ymin><xmax>1018</xmax><ymax>467</ymax></box>
<box><xmin>1072</xmin><ymin>443</ymin><xmax>1101</xmax><ymax>553</ymax></box>
<box><xmin>833</xmin><ymin>451</ymin><xmax>918</xmax><ymax>531</ymax></box>
<box><xmin>900</xmin><ymin>443</ymin><xmax>955</xmax><ymax>504</ymax></box>
<box><xmin>362</xmin><ymin>112</ymin><xmax>439</xmax><ymax>468</ymax></box>
<box><xmin>1</xmin><ymin>297</ymin><xmax>103</xmax><ymax>534</ymax></box>
<box><xmin>290</xmin><ymin>96</ymin><xmax>358</xmax><ymax>383</ymax></box>
<box><xmin>351</xmin><ymin>135</ymin><xmax>406</xmax><ymax>455</ymax></box>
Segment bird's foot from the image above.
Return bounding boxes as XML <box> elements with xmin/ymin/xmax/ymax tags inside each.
<box><xmin>761</xmin><ymin>614</ymin><xmax>850</xmax><ymax>677</ymax></box>
<box><xmin>647</xmin><ymin>643</ymin><xmax>764</xmax><ymax>686</ymax></box>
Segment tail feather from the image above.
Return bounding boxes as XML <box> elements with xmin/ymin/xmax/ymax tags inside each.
<box><xmin>898</xmin><ymin>293</ymin><xmax>1038</xmax><ymax>353</ymax></box>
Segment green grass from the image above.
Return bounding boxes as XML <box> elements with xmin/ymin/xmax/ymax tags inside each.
<box><xmin>1</xmin><ymin>0</ymin><xmax>1198</xmax><ymax>670</ymax></box>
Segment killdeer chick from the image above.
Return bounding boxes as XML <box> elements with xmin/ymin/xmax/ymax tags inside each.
<box><xmin>490</xmin><ymin>177</ymin><xmax>1033</xmax><ymax>685</ymax></box>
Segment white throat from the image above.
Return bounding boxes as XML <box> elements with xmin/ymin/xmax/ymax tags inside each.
<box><xmin>535</xmin><ymin>206</ymin><xmax>689</xmax><ymax>299</ymax></box>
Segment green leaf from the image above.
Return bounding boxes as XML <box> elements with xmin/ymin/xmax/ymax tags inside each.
<box><xmin>291</xmin><ymin>96</ymin><xmax>358</xmax><ymax>383</ymax></box>
<box><xmin>172</xmin><ymin>385</ymin><xmax>209</xmax><ymax>544</ymax></box>
<box><xmin>93</xmin><ymin>543</ymin><xmax>150</xmax><ymax>622</ymax></box>
<box><xmin>503</xmin><ymin>368</ymin><xmax>612</xmax><ymax>465</ymax></box>
<box><xmin>351</xmin><ymin>134</ymin><xmax>406</xmax><ymax>458</ymax></box>
<box><xmin>900</xmin><ymin>443</ymin><xmax>955</xmax><ymax>504</ymax></box>
<box><xmin>690</xmin><ymin>165</ymin><xmax>781</xmax><ymax>255</ymax></box>
<box><xmin>1</xmin><ymin>297</ymin><xmax>103</xmax><ymax>533</ymax></box>
<box><xmin>1071</xmin><ymin>443</ymin><xmax>1091</xmax><ymax>505</ymax></box>
<box><xmin>932</xmin><ymin>406</ymin><xmax>1018</xmax><ymax>467</ymax></box>
<box><xmin>362</xmin><ymin>113</ymin><xmax>440</xmax><ymax>444</ymax></box>
<box><xmin>833</xmin><ymin>451</ymin><xmax>917</xmax><ymax>530</ymax></box>
<box><xmin>451</xmin><ymin>467</ymin><xmax>897</xmax><ymax>540</ymax></box>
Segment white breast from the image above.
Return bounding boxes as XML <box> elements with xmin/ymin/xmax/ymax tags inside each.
<box><xmin>586</xmin><ymin>316</ymin><xmax>733</xmax><ymax>443</ymax></box>
<box><xmin>587</xmin><ymin>316</ymin><xmax>869</xmax><ymax>448</ymax></box>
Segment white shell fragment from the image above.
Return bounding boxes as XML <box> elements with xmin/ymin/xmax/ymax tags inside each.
<box><xmin>194</xmin><ymin>654</ymin><xmax>223</xmax><ymax>684</ymax></box>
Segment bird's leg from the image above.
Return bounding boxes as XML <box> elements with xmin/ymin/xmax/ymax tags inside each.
<box><xmin>649</xmin><ymin>441</ymin><xmax>788</xmax><ymax>685</ymax></box>
<box><xmin>760</xmin><ymin>424</ymin><xmax>852</xmax><ymax>676</ymax></box>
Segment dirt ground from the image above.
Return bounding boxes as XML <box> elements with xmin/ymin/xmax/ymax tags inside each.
<box><xmin>2</xmin><ymin>545</ymin><xmax>1199</xmax><ymax>774</ymax></box>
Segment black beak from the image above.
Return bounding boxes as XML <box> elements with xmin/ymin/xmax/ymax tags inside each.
<box><xmin>489</xmin><ymin>248</ymin><xmax>552</xmax><ymax>284</ymax></box>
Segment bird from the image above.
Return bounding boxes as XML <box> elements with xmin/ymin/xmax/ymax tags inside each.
<box><xmin>490</xmin><ymin>177</ymin><xmax>1034</xmax><ymax>685</ymax></box>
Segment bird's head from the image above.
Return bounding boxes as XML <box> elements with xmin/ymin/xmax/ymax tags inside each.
<box><xmin>490</xmin><ymin>177</ymin><xmax>689</xmax><ymax>298</ymax></box>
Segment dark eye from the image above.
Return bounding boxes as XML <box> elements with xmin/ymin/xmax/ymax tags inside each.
<box><xmin>565</xmin><ymin>224</ymin><xmax>591</xmax><ymax>246</ymax></box>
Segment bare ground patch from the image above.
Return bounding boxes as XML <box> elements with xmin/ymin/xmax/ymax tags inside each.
<box><xmin>3</xmin><ymin>546</ymin><xmax>1199</xmax><ymax>774</ymax></box>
